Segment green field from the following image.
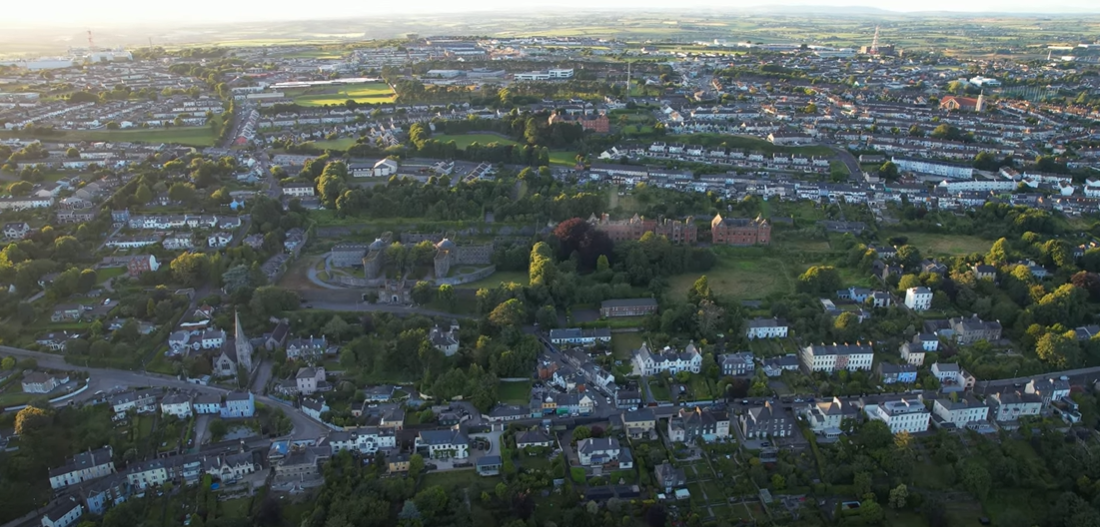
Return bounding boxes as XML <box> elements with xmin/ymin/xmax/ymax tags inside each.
<box><xmin>668</xmin><ymin>252</ymin><xmax>792</xmax><ymax>301</ymax></box>
<box><xmin>455</xmin><ymin>270</ymin><xmax>529</xmax><ymax>290</ymax></box>
<box><xmin>498</xmin><ymin>380</ymin><xmax>532</xmax><ymax>405</ymax></box>
<box><xmin>288</xmin><ymin>82</ymin><xmax>395</xmax><ymax>106</ymax></box>
<box><xmin>549</xmin><ymin>150</ymin><xmax>580</xmax><ymax>167</ymax></box>
<box><xmin>433</xmin><ymin>133</ymin><xmax>520</xmax><ymax>149</ymax></box>
<box><xmin>95</xmin><ymin>266</ymin><xmax>126</xmax><ymax>285</ymax></box>
<box><xmin>308</xmin><ymin>137</ymin><xmax>359</xmax><ymax>151</ymax></box>
<box><xmin>881</xmin><ymin>231</ymin><xmax>993</xmax><ymax>256</ymax></box>
<box><xmin>612</xmin><ymin>332</ymin><xmax>644</xmax><ymax>360</ymax></box>
<box><xmin>0</xmin><ymin>126</ymin><xmax>217</xmax><ymax>147</ymax></box>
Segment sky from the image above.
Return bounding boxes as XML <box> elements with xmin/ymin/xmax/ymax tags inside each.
<box><xmin>8</xmin><ymin>0</ymin><xmax>1100</xmax><ymax>26</ymax></box>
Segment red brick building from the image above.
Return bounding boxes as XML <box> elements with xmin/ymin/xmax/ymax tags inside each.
<box><xmin>127</xmin><ymin>254</ymin><xmax>160</xmax><ymax>276</ymax></box>
<box><xmin>710</xmin><ymin>214</ymin><xmax>771</xmax><ymax>246</ymax></box>
<box><xmin>549</xmin><ymin>112</ymin><xmax>610</xmax><ymax>134</ymax></box>
<box><xmin>589</xmin><ymin>213</ymin><xmax>697</xmax><ymax>244</ymax></box>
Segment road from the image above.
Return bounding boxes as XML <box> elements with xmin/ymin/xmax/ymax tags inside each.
<box><xmin>830</xmin><ymin>146</ymin><xmax>864</xmax><ymax>183</ymax></box>
<box><xmin>0</xmin><ymin>346</ymin><xmax>327</xmax><ymax>440</ymax></box>
<box><xmin>298</xmin><ymin>295</ymin><xmax>476</xmax><ymax>319</ymax></box>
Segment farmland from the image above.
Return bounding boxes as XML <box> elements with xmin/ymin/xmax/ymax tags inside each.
<box><xmin>667</xmin><ymin>250</ymin><xmax>793</xmax><ymax>301</ymax></box>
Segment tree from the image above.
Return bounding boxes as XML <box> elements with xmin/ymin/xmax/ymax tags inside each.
<box><xmin>7</xmin><ymin>181</ymin><xmax>32</xmax><ymax>196</ymax></box>
<box><xmin>879</xmin><ymin>161</ymin><xmax>899</xmax><ymax>181</ymax></box>
<box><xmin>76</xmin><ymin>269</ymin><xmax>98</xmax><ymax>293</ymax></box>
<box><xmin>535</xmin><ymin>305</ymin><xmax>558</xmax><ymax>329</ymax></box>
<box><xmin>688</xmin><ymin>275</ymin><xmax>712</xmax><ymax>304</ymax></box>
<box><xmin>489</xmin><ymin>298</ymin><xmax>526</xmax><ymax>327</ymax></box>
<box><xmin>409</xmin><ymin>453</ymin><xmax>425</xmax><ymax>478</ymax></box>
<box><xmin>133</xmin><ymin>183</ymin><xmax>153</xmax><ymax>205</ymax></box>
<box><xmin>437</xmin><ymin>284</ymin><xmax>455</xmax><ymax>306</ymax></box>
<box><xmin>987</xmin><ymin>237</ymin><xmax>1010</xmax><ymax>265</ymax></box>
<box><xmin>1036</xmin><ymin>331</ymin><xmax>1079</xmax><ymax>368</ymax></box>
<box><xmin>0</xmin><ymin>356</ymin><xmax>14</xmax><ymax>370</ymax></box>
<box><xmin>573</xmin><ymin>425</ymin><xmax>592</xmax><ymax>442</ymax></box>
<box><xmin>168</xmin><ymin>182</ymin><xmax>197</xmax><ymax>204</ymax></box>
<box><xmin>529</xmin><ymin>241</ymin><xmax>557</xmax><ymax>287</ymax></box>
<box><xmin>973</xmin><ymin>151</ymin><xmax>998</xmax><ymax>171</ymax></box>
<box><xmin>322</xmin><ymin>315</ymin><xmax>350</xmax><ymax>341</ymax></box>
<box><xmin>889</xmin><ymin>484</ymin><xmax>909</xmax><ymax>509</ymax></box>
<box><xmin>411</xmin><ymin>281</ymin><xmax>435</xmax><ymax>305</ymax></box>
<box><xmin>249</xmin><ymin>286</ymin><xmax>300</xmax><ymax>318</ymax></box>
<box><xmin>958</xmin><ymin>460</ymin><xmax>991</xmax><ymax>499</ymax></box>
<box><xmin>597</xmin><ymin>254</ymin><xmax>610</xmax><ymax>272</ymax></box>
<box><xmin>209</xmin><ymin>419</ymin><xmax>228</xmax><ymax>441</ymax></box>
<box><xmin>898</xmin><ymin>274</ymin><xmax>923</xmax><ymax>292</ymax></box>
<box><xmin>65</xmin><ymin>147</ymin><xmax>80</xmax><ymax>158</ymax></box>
<box><xmin>796</xmin><ymin>266</ymin><xmax>841</xmax><ymax>294</ymax></box>
<box><xmin>14</xmin><ymin>405</ymin><xmax>52</xmax><ymax>435</ymax></box>
<box><xmin>171</xmin><ymin>252</ymin><xmax>210</xmax><ymax>286</ymax></box>
<box><xmin>553</xmin><ymin>218</ymin><xmax>613</xmax><ymax>271</ymax></box>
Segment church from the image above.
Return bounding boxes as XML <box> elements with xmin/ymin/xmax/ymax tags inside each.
<box><xmin>214</xmin><ymin>311</ymin><xmax>254</xmax><ymax>378</ymax></box>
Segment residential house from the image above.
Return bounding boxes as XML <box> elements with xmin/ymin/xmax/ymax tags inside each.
<box><xmin>654</xmin><ymin>462</ymin><xmax>687</xmax><ymax>492</ymax></box>
<box><xmin>932</xmin><ymin>396</ymin><xmax>990</xmax><ymax>429</ymax></box>
<box><xmin>632</xmin><ymin>341</ymin><xmax>702</xmax><ymax>376</ymax></box>
<box><xmin>274</xmin><ymin>446</ymin><xmax>330</xmax><ymax>482</ymax></box>
<box><xmin>761</xmin><ymin>354</ymin><xmax>800</xmax><ymax>377</ymax></box>
<box><xmin>615</xmin><ymin>389</ymin><xmax>642</xmax><ymax>409</ymax></box>
<box><xmin>22</xmin><ymin>371</ymin><xmax>70</xmax><ymax>394</ymax></box>
<box><xmin>127</xmin><ymin>254</ymin><xmax>159</xmax><ymax>277</ymax></box>
<box><xmin>799</xmin><ymin>343</ymin><xmax>874</xmax><ymax>373</ymax></box>
<box><xmin>327</xmin><ymin>427</ymin><xmax>397</xmax><ymax>454</ymax></box>
<box><xmin>865</xmin><ymin>397</ymin><xmax>930</xmax><ymax>433</ymax></box>
<box><xmin>515</xmin><ymin>430</ymin><xmax>554</xmax><ymax>449</ymax></box>
<box><xmin>3</xmin><ymin>222</ymin><xmax>31</xmax><ymax>239</ymax></box>
<box><xmin>600</xmin><ymin>298</ymin><xmax>659</xmax><ymax>318</ymax></box>
<box><xmin>549</xmin><ymin>327</ymin><xmax>612</xmax><ymax>347</ymax></box>
<box><xmin>904</xmin><ymin>287</ymin><xmax>933</xmax><ymax>311</ymax></box>
<box><xmin>415</xmin><ymin>429</ymin><xmax>469</xmax><ymax>459</ymax></box>
<box><xmin>972</xmin><ymin>264</ymin><xmax>997</xmax><ymax>280</ymax></box>
<box><xmin>987</xmin><ymin>390</ymin><xmax>1043</xmax><ymax>424</ymax></box>
<box><xmin>577</xmin><ymin>438</ymin><xmax>633</xmax><ymax>469</ymax></box>
<box><xmin>78</xmin><ymin>475</ymin><xmax>130</xmax><ymax>515</ymax></box>
<box><xmin>878</xmin><ymin>363</ymin><xmax>918</xmax><ymax>384</ymax></box>
<box><xmin>160</xmin><ymin>393</ymin><xmax>193</xmax><ymax>418</ymax></box>
<box><xmin>476</xmin><ymin>455</ymin><xmax>503</xmax><ymax>476</ymax></box>
<box><xmin>720</xmin><ymin>351</ymin><xmax>755</xmax><ymax>376</ymax></box>
<box><xmin>51</xmin><ymin>304</ymin><xmax>84</xmax><ymax>323</ymax></box>
<box><xmin>668</xmin><ymin>407</ymin><xmax>731</xmax><ymax>442</ymax></box>
<box><xmin>220</xmin><ymin>391</ymin><xmax>255</xmax><ymax>418</ymax></box>
<box><xmin>193</xmin><ymin>394</ymin><xmax>221</xmax><ymax>414</ymax></box>
<box><xmin>429</xmin><ymin>322</ymin><xmax>461</xmax><ymax>356</ymax></box>
<box><xmin>364</xmin><ymin>385</ymin><xmax>396</xmax><ymax>402</ymax></box>
<box><xmin>108</xmin><ymin>389</ymin><xmax>159</xmax><ymax>419</ymax></box>
<box><xmin>949</xmin><ymin>315</ymin><xmax>1002</xmax><ymax>344</ymax></box>
<box><xmin>931</xmin><ymin>362</ymin><xmax>976</xmax><ymax>393</ymax></box>
<box><xmin>281</xmin><ymin>182</ymin><xmax>315</xmax><ymax>197</ymax></box>
<box><xmin>740</xmin><ymin>401</ymin><xmax>794</xmax><ymax>439</ymax></box>
<box><xmin>301</xmin><ymin>397</ymin><xmax>329</xmax><ymax>421</ymax></box>
<box><xmin>40</xmin><ymin>496</ymin><xmax>83</xmax><ymax>527</ymax></box>
<box><xmin>621</xmin><ymin>409</ymin><xmax>657</xmax><ymax>439</ymax></box>
<box><xmin>802</xmin><ymin>397</ymin><xmax>859</xmax><ymax>437</ymax></box>
<box><xmin>48</xmin><ymin>446</ymin><xmax>115</xmax><ymax>490</ymax></box>
<box><xmin>487</xmin><ymin>405</ymin><xmax>529</xmax><ymax>423</ymax></box>
<box><xmin>296</xmin><ymin>367</ymin><xmax>329</xmax><ymax>396</ymax></box>
<box><xmin>745</xmin><ymin>317</ymin><xmax>788</xmax><ymax>339</ymax></box>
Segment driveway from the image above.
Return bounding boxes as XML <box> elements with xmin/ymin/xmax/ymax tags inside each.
<box><xmin>193</xmin><ymin>414</ymin><xmax>212</xmax><ymax>448</ymax></box>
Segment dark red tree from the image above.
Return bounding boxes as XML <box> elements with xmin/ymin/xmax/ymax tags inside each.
<box><xmin>553</xmin><ymin>217</ymin><xmax>613</xmax><ymax>271</ymax></box>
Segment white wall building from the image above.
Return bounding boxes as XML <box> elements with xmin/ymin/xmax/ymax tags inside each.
<box><xmin>904</xmin><ymin>287</ymin><xmax>933</xmax><ymax>311</ymax></box>
<box><xmin>799</xmin><ymin>343</ymin><xmax>874</xmax><ymax>374</ymax></box>
<box><xmin>745</xmin><ymin>317</ymin><xmax>788</xmax><ymax>339</ymax></box>
<box><xmin>866</xmin><ymin>398</ymin><xmax>930</xmax><ymax>434</ymax></box>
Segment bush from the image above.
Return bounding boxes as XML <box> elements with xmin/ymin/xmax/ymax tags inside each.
<box><xmin>570</xmin><ymin>466</ymin><xmax>586</xmax><ymax>484</ymax></box>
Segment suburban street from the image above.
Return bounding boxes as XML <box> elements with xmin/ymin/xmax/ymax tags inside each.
<box><xmin>0</xmin><ymin>345</ymin><xmax>328</xmax><ymax>440</ymax></box>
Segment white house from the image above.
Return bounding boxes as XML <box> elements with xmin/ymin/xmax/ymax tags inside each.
<box><xmin>933</xmin><ymin>397</ymin><xmax>989</xmax><ymax>428</ymax></box>
<box><xmin>904</xmin><ymin>286</ymin><xmax>933</xmax><ymax>311</ymax></box>
<box><xmin>577</xmin><ymin>437</ymin><xmax>633</xmax><ymax>468</ymax></box>
<box><xmin>799</xmin><ymin>343</ymin><xmax>874</xmax><ymax>374</ymax></box>
<box><xmin>327</xmin><ymin>427</ymin><xmax>397</xmax><ymax>455</ymax></box>
<box><xmin>373</xmin><ymin>158</ymin><xmax>398</xmax><ymax>177</ymax></box>
<box><xmin>281</xmin><ymin>182</ymin><xmax>315</xmax><ymax>197</ymax></box>
<box><xmin>48</xmin><ymin>446</ymin><xmax>115</xmax><ymax>490</ymax></box>
<box><xmin>745</xmin><ymin>317</ymin><xmax>788</xmax><ymax>339</ymax></box>
<box><xmin>987</xmin><ymin>391</ymin><xmax>1042</xmax><ymax>423</ymax></box>
<box><xmin>632</xmin><ymin>342</ymin><xmax>702</xmax><ymax>376</ymax></box>
<box><xmin>40</xmin><ymin>496</ymin><xmax>84</xmax><ymax>527</ymax></box>
<box><xmin>865</xmin><ymin>398</ymin><xmax>930</xmax><ymax>434</ymax></box>
<box><xmin>301</xmin><ymin>397</ymin><xmax>329</xmax><ymax>421</ymax></box>
<box><xmin>207</xmin><ymin>232</ymin><xmax>232</xmax><ymax>248</ymax></box>
<box><xmin>549</xmin><ymin>327</ymin><xmax>612</xmax><ymax>347</ymax></box>
<box><xmin>414</xmin><ymin>429</ymin><xmax>469</xmax><ymax>459</ymax></box>
<box><xmin>160</xmin><ymin>393</ymin><xmax>193</xmax><ymax>418</ymax></box>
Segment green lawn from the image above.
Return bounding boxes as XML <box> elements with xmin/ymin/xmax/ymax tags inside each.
<box><xmin>455</xmin><ymin>270</ymin><xmax>528</xmax><ymax>290</ymax></box>
<box><xmin>433</xmin><ymin>133</ymin><xmax>520</xmax><ymax>149</ymax></box>
<box><xmin>308</xmin><ymin>137</ymin><xmax>359</xmax><ymax>151</ymax></box>
<box><xmin>0</xmin><ymin>391</ymin><xmax>39</xmax><ymax>406</ymax></box>
<box><xmin>219</xmin><ymin>497</ymin><xmax>253</xmax><ymax>518</ymax></box>
<box><xmin>880</xmin><ymin>231</ymin><xmax>993</xmax><ymax>256</ymax></box>
<box><xmin>648</xmin><ymin>379</ymin><xmax>671</xmax><ymax>401</ymax></box>
<box><xmin>421</xmin><ymin>468</ymin><xmax>494</xmax><ymax>491</ymax></box>
<box><xmin>289</xmin><ymin>82</ymin><xmax>395</xmax><ymax>106</ymax></box>
<box><xmin>0</xmin><ymin>126</ymin><xmax>218</xmax><ymax>147</ymax></box>
<box><xmin>612</xmin><ymin>333</ymin><xmax>644</xmax><ymax>360</ymax></box>
<box><xmin>95</xmin><ymin>266</ymin><xmax>126</xmax><ymax>285</ymax></box>
<box><xmin>549</xmin><ymin>150</ymin><xmax>580</xmax><ymax>166</ymax></box>
<box><xmin>668</xmin><ymin>251</ymin><xmax>792</xmax><ymax>301</ymax></box>
<box><xmin>498</xmin><ymin>380</ymin><xmax>532</xmax><ymax>405</ymax></box>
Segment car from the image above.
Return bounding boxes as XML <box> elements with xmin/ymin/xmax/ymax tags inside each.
<box><xmin>741</xmin><ymin>400</ymin><xmax>749</xmax><ymax>405</ymax></box>
<box><xmin>760</xmin><ymin>441</ymin><xmax>771</xmax><ymax>447</ymax></box>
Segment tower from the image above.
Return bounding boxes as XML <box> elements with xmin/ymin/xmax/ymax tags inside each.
<box><xmin>976</xmin><ymin>91</ymin><xmax>984</xmax><ymax>112</ymax></box>
<box><xmin>87</xmin><ymin>30</ymin><xmax>96</xmax><ymax>51</ymax></box>
<box><xmin>234</xmin><ymin>310</ymin><xmax>253</xmax><ymax>373</ymax></box>
<box><xmin>870</xmin><ymin>26</ymin><xmax>880</xmax><ymax>55</ymax></box>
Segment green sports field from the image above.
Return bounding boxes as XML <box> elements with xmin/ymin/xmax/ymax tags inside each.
<box><xmin>287</xmin><ymin>82</ymin><xmax>396</xmax><ymax>106</ymax></box>
<box><xmin>433</xmin><ymin>133</ymin><xmax>520</xmax><ymax>148</ymax></box>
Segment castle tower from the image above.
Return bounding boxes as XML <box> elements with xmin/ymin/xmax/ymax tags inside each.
<box><xmin>234</xmin><ymin>310</ymin><xmax>253</xmax><ymax>373</ymax></box>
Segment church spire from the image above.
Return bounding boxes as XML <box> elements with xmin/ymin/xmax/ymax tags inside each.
<box><xmin>235</xmin><ymin>310</ymin><xmax>253</xmax><ymax>373</ymax></box>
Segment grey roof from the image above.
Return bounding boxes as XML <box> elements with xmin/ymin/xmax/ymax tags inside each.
<box><xmin>622</xmin><ymin>408</ymin><xmax>656</xmax><ymax>423</ymax></box>
<box><xmin>578</xmin><ymin>437</ymin><xmax>619</xmax><ymax>454</ymax></box>
<box><xmin>226</xmin><ymin>391</ymin><xmax>251</xmax><ymax>401</ymax></box>
<box><xmin>476</xmin><ymin>455</ymin><xmax>502</xmax><ymax>466</ymax></box>
<box><xmin>194</xmin><ymin>393</ymin><xmax>221</xmax><ymax>405</ymax></box>
<box><xmin>418</xmin><ymin>428</ymin><xmax>468</xmax><ymax>446</ymax></box>
<box><xmin>601</xmin><ymin>298</ymin><xmax>658</xmax><ymax>308</ymax></box>
<box><xmin>516</xmin><ymin>430</ymin><xmax>553</xmax><ymax>445</ymax></box>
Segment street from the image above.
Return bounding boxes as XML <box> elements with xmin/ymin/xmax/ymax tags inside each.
<box><xmin>0</xmin><ymin>345</ymin><xmax>327</xmax><ymax>440</ymax></box>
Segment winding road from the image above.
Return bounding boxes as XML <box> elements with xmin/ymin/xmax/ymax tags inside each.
<box><xmin>0</xmin><ymin>345</ymin><xmax>327</xmax><ymax>440</ymax></box>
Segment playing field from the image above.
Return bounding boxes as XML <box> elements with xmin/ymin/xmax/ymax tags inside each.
<box><xmin>0</xmin><ymin>126</ymin><xmax>217</xmax><ymax>147</ymax></box>
<box><xmin>433</xmin><ymin>133</ymin><xmax>520</xmax><ymax>149</ymax></box>
<box><xmin>308</xmin><ymin>137</ymin><xmax>359</xmax><ymax>151</ymax></box>
<box><xmin>288</xmin><ymin>82</ymin><xmax>396</xmax><ymax>106</ymax></box>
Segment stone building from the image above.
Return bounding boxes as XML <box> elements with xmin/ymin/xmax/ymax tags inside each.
<box><xmin>710</xmin><ymin>214</ymin><xmax>771</xmax><ymax>245</ymax></box>
<box><xmin>588</xmin><ymin>213</ymin><xmax>697</xmax><ymax>244</ymax></box>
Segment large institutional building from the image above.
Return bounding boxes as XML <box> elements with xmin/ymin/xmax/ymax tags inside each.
<box><xmin>710</xmin><ymin>214</ymin><xmax>771</xmax><ymax>245</ymax></box>
<box><xmin>588</xmin><ymin>213</ymin><xmax>697</xmax><ymax>244</ymax></box>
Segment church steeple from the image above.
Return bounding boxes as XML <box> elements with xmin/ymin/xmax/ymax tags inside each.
<box><xmin>235</xmin><ymin>310</ymin><xmax>253</xmax><ymax>373</ymax></box>
<box><xmin>976</xmin><ymin>90</ymin><xmax>984</xmax><ymax>112</ymax></box>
